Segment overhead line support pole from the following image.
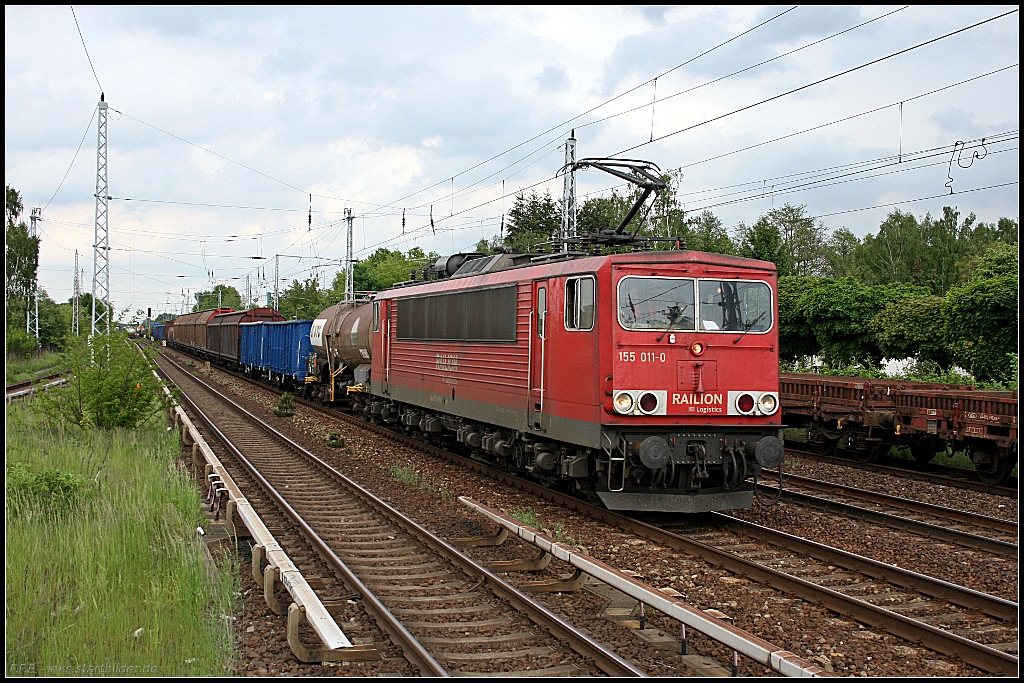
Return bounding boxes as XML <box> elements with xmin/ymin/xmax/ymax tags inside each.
<box><xmin>560</xmin><ymin>131</ymin><xmax>577</xmax><ymax>251</ymax></box>
<box><xmin>345</xmin><ymin>208</ymin><xmax>354</xmax><ymax>302</ymax></box>
<box><xmin>28</xmin><ymin>207</ymin><xmax>41</xmax><ymax>342</ymax></box>
<box><xmin>91</xmin><ymin>94</ymin><xmax>110</xmax><ymax>337</ymax></box>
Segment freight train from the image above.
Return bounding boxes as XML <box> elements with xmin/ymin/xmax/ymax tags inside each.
<box><xmin>168</xmin><ymin>247</ymin><xmax>787</xmax><ymax>513</ymax></box>
<box><xmin>780</xmin><ymin>373</ymin><xmax>1018</xmax><ymax>485</ymax></box>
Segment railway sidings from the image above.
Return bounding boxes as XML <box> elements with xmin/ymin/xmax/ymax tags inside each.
<box><xmin>163</xmin><ymin>344</ymin><xmax>1017</xmax><ymax>676</ymax></box>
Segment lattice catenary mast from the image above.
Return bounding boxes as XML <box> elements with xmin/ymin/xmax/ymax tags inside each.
<box><xmin>28</xmin><ymin>207</ymin><xmax>41</xmax><ymax>341</ymax></box>
<box><xmin>560</xmin><ymin>130</ymin><xmax>577</xmax><ymax>251</ymax></box>
<box><xmin>344</xmin><ymin>208</ymin><xmax>354</xmax><ymax>301</ymax></box>
<box><xmin>91</xmin><ymin>94</ymin><xmax>110</xmax><ymax>336</ymax></box>
<box><xmin>72</xmin><ymin>249</ymin><xmax>81</xmax><ymax>335</ymax></box>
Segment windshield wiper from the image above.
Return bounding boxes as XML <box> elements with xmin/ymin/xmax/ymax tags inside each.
<box><xmin>732</xmin><ymin>310</ymin><xmax>768</xmax><ymax>344</ymax></box>
<box><xmin>656</xmin><ymin>304</ymin><xmax>688</xmax><ymax>342</ymax></box>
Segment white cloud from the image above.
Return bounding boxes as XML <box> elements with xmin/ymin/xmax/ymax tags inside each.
<box><xmin>5</xmin><ymin>5</ymin><xmax>1018</xmax><ymax>310</ymax></box>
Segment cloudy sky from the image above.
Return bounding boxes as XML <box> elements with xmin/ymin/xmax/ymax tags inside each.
<box><xmin>5</xmin><ymin>5</ymin><xmax>1019</xmax><ymax>317</ymax></box>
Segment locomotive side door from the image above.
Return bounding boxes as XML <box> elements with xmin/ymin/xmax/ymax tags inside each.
<box><xmin>380</xmin><ymin>300</ymin><xmax>391</xmax><ymax>396</ymax></box>
<box><xmin>528</xmin><ymin>281</ymin><xmax>548</xmax><ymax>430</ymax></box>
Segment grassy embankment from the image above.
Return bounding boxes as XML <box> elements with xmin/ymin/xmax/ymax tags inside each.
<box><xmin>5</xmin><ymin>403</ymin><xmax>237</xmax><ymax>676</ymax></box>
<box><xmin>5</xmin><ymin>350</ymin><xmax>60</xmax><ymax>385</ymax></box>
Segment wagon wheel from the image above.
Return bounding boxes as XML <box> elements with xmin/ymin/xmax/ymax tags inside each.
<box><xmin>910</xmin><ymin>439</ymin><xmax>937</xmax><ymax>464</ymax></box>
<box><xmin>852</xmin><ymin>440</ymin><xmax>882</xmax><ymax>464</ymax></box>
<box><xmin>808</xmin><ymin>430</ymin><xmax>837</xmax><ymax>456</ymax></box>
<box><xmin>975</xmin><ymin>447</ymin><xmax>1013</xmax><ymax>486</ymax></box>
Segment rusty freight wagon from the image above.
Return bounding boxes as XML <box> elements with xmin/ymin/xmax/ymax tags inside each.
<box><xmin>780</xmin><ymin>373</ymin><xmax>1018</xmax><ymax>484</ymax></box>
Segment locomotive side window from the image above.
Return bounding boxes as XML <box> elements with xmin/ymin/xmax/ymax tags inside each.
<box><xmin>564</xmin><ymin>276</ymin><xmax>595</xmax><ymax>331</ymax></box>
<box><xmin>697</xmin><ymin>280</ymin><xmax>772</xmax><ymax>332</ymax></box>
<box><xmin>372</xmin><ymin>301</ymin><xmax>380</xmax><ymax>332</ymax></box>
<box><xmin>537</xmin><ymin>287</ymin><xmax>547</xmax><ymax>339</ymax></box>
<box><xmin>617</xmin><ymin>276</ymin><xmax>695</xmax><ymax>331</ymax></box>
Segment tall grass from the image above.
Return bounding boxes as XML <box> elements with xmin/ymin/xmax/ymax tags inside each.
<box><xmin>5</xmin><ymin>404</ymin><xmax>237</xmax><ymax>676</ymax></box>
<box><xmin>5</xmin><ymin>350</ymin><xmax>60</xmax><ymax>385</ymax></box>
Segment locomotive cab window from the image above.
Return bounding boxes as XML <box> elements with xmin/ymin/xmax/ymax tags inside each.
<box><xmin>617</xmin><ymin>276</ymin><xmax>695</xmax><ymax>331</ymax></box>
<box><xmin>697</xmin><ymin>280</ymin><xmax>772</xmax><ymax>333</ymax></box>
<box><xmin>564</xmin><ymin>276</ymin><xmax>595</xmax><ymax>331</ymax></box>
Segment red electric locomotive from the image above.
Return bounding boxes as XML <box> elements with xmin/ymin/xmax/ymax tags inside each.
<box><xmin>308</xmin><ymin>160</ymin><xmax>785</xmax><ymax>512</ymax></box>
<box><xmin>351</xmin><ymin>247</ymin><xmax>783</xmax><ymax>512</ymax></box>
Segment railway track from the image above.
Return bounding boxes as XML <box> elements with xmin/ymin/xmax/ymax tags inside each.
<box><xmin>163</xmin><ymin>349</ymin><xmax>1019</xmax><ymax>675</ymax></box>
<box><xmin>788</xmin><ymin>447</ymin><xmax>1017</xmax><ymax>497</ymax></box>
<box><xmin>155</xmin><ymin>352</ymin><xmax>643</xmax><ymax>677</ymax></box>
<box><xmin>5</xmin><ymin>371</ymin><xmax>67</xmax><ymax>402</ymax></box>
<box><xmin>757</xmin><ymin>471</ymin><xmax>1018</xmax><ymax>558</ymax></box>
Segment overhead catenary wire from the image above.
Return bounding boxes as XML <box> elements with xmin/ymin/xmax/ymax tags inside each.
<box><xmin>43</xmin><ymin>103</ymin><xmax>98</xmax><ymax>210</ymax></box>
<box><xmin>385</xmin><ymin>5</ymin><xmax>909</xmax><ymax>219</ymax></box>
<box><xmin>610</xmin><ymin>8</ymin><xmax>1019</xmax><ymax>158</ymax></box>
<box><xmin>71</xmin><ymin>6</ymin><xmax>102</xmax><ymax>93</ymax></box>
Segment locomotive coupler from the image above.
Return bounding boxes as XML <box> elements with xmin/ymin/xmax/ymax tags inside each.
<box><xmin>687</xmin><ymin>442</ymin><xmax>709</xmax><ymax>480</ymax></box>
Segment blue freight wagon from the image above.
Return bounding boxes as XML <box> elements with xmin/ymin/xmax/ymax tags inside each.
<box><xmin>152</xmin><ymin>323</ymin><xmax>164</xmax><ymax>341</ymax></box>
<box><xmin>240</xmin><ymin>320</ymin><xmax>313</xmax><ymax>384</ymax></box>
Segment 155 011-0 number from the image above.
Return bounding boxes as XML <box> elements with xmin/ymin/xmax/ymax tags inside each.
<box><xmin>618</xmin><ymin>351</ymin><xmax>666</xmax><ymax>363</ymax></box>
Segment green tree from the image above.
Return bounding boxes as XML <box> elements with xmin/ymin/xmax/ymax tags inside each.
<box><xmin>278</xmin><ymin>278</ymin><xmax>330</xmax><ymax>320</ymax></box>
<box><xmin>799</xmin><ymin>278</ymin><xmax>929</xmax><ymax>365</ymax></box>
<box><xmin>683</xmin><ymin>210</ymin><xmax>735</xmax><ymax>254</ymax></box>
<box><xmin>6</xmin><ymin>185</ymin><xmax>40</xmax><ymax>338</ymax></box>
<box><xmin>503</xmin><ymin>190</ymin><xmax>561</xmax><ymax>251</ymax></box>
<box><xmin>855</xmin><ymin>209</ymin><xmax>924</xmax><ymax>286</ymax></box>
<box><xmin>823</xmin><ymin>227</ymin><xmax>861</xmax><ymax>278</ymax></box>
<box><xmin>916</xmin><ymin>207</ymin><xmax>973</xmax><ymax>295</ymax></box>
<box><xmin>339</xmin><ymin>247</ymin><xmax>435</xmax><ymax>293</ymax></box>
<box><xmin>38</xmin><ymin>332</ymin><xmax>165</xmax><ymax>431</ymax></box>
<box><xmin>944</xmin><ymin>244</ymin><xmax>1018</xmax><ymax>382</ymax></box>
<box><xmin>192</xmin><ymin>284</ymin><xmax>241</xmax><ymax>312</ymax></box>
<box><xmin>736</xmin><ymin>218</ymin><xmax>785</xmax><ymax>270</ymax></box>
<box><xmin>777</xmin><ymin>275</ymin><xmax>821</xmax><ymax>361</ymax></box>
<box><xmin>870</xmin><ymin>295</ymin><xmax>951</xmax><ymax>367</ymax></box>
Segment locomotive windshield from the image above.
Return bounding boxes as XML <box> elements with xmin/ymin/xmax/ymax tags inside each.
<box><xmin>698</xmin><ymin>280</ymin><xmax>772</xmax><ymax>332</ymax></box>
<box><xmin>617</xmin><ymin>277</ymin><xmax>696</xmax><ymax>331</ymax></box>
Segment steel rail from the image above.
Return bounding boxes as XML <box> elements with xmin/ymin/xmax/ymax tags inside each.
<box><xmin>755</xmin><ymin>482</ymin><xmax>1017</xmax><ymax>558</ymax></box>
<box><xmin>158</xmin><ymin>356</ymin><xmax>448</xmax><ymax>677</ymax></box>
<box><xmin>158</xmin><ymin>354</ymin><xmax>645</xmax><ymax>678</ymax></box>
<box><xmin>708</xmin><ymin>514</ymin><xmax>1018</xmax><ymax>622</ymax></box>
<box><xmin>282</xmin><ymin>396</ymin><xmax>1019</xmax><ymax>675</ymax></box>
<box><xmin>5</xmin><ymin>370</ymin><xmax>65</xmax><ymax>394</ymax></box>
<box><xmin>788</xmin><ymin>448</ymin><xmax>1017</xmax><ymax>496</ymax></box>
<box><xmin>164</xmin><ymin>350</ymin><xmax>1019</xmax><ymax>675</ymax></box>
<box><xmin>763</xmin><ymin>471</ymin><xmax>1017</xmax><ymax>534</ymax></box>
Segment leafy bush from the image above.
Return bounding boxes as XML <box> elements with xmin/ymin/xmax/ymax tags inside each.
<box><xmin>6</xmin><ymin>463</ymin><xmax>94</xmax><ymax>514</ymax></box>
<box><xmin>273</xmin><ymin>392</ymin><xmax>295</xmax><ymax>417</ymax></box>
<box><xmin>870</xmin><ymin>295</ymin><xmax>951</xmax><ymax>367</ymax></box>
<box><xmin>37</xmin><ymin>332</ymin><xmax>165</xmax><ymax>431</ymax></box>
<box><xmin>944</xmin><ymin>274</ymin><xmax>1018</xmax><ymax>382</ymax></box>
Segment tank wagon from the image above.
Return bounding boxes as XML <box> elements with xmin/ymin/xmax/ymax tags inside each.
<box><xmin>780</xmin><ymin>373</ymin><xmax>1018</xmax><ymax>484</ymax></box>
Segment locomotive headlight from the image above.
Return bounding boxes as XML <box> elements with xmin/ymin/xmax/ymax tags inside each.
<box><xmin>690</xmin><ymin>341</ymin><xmax>705</xmax><ymax>356</ymax></box>
<box><xmin>638</xmin><ymin>391</ymin><xmax>659</xmax><ymax>414</ymax></box>
<box><xmin>613</xmin><ymin>391</ymin><xmax>634</xmax><ymax>414</ymax></box>
<box><xmin>736</xmin><ymin>393</ymin><xmax>756</xmax><ymax>414</ymax></box>
<box><xmin>758</xmin><ymin>392</ymin><xmax>778</xmax><ymax>415</ymax></box>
